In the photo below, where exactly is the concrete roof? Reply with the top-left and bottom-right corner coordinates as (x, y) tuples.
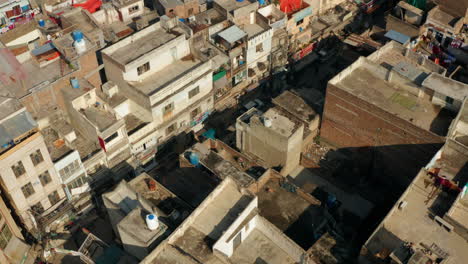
(144, 178), (253, 263)
(42, 126), (73, 162)
(0, 21), (38, 45)
(262, 108), (297, 137)
(158, 0), (183, 9)
(129, 57), (203, 96)
(217, 25), (247, 44)
(214, 0), (253, 12)
(364, 169), (468, 264)
(103, 24), (182, 65)
(427, 5), (461, 29)
(384, 30), (411, 45)
(330, 56), (453, 135)
(434, 0), (468, 17)
(422, 73), (468, 101)
(117, 207), (168, 246)
(230, 228), (296, 264)
(0, 107), (37, 150)
(272, 91), (317, 124)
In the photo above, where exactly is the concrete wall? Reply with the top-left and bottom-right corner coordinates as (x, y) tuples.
(213, 197), (258, 257)
(0, 133), (65, 230)
(237, 116), (304, 176)
(117, 0), (145, 23)
(246, 27), (273, 66)
(2, 29), (41, 47)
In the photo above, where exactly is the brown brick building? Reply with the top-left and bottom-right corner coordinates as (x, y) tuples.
(320, 43), (460, 191)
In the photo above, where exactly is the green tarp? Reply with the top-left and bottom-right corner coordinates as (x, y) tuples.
(213, 70), (226, 81)
(407, 0), (426, 10)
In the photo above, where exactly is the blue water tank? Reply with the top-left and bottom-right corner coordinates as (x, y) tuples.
(258, 0), (265, 5)
(38, 19), (45, 27)
(236, 0), (244, 2)
(189, 152), (200, 166)
(179, 18), (185, 22)
(70, 78), (80, 89)
(72, 30), (84, 42)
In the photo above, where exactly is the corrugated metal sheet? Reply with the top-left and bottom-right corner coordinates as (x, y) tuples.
(0, 110), (37, 147)
(218, 25), (247, 44)
(384, 30), (411, 45)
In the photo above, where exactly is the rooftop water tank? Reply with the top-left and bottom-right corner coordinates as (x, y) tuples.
(189, 152), (200, 166)
(146, 214), (159, 231)
(72, 30), (86, 55)
(70, 78), (80, 89)
(263, 117), (272, 128)
(38, 19), (45, 27)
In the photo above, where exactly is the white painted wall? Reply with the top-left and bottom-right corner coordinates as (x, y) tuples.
(53, 150), (86, 185)
(3, 29), (41, 47)
(0, 132), (65, 229)
(117, 1), (144, 23)
(213, 197), (258, 257)
(122, 36), (190, 82)
(246, 29), (273, 66)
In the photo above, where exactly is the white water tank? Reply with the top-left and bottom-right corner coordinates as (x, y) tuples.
(264, 117), (272, 128)
(146, 214), (159, 230)
(72, 30), (86, 55)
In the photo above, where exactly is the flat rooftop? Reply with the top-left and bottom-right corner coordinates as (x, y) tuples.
(214, 0), (253, 13)
(42, 126), (73, 162)
(169, 179), (253, 263)
(128, 173), (192, 218)
(230, 228), (296, 264)
(257, 174), (322, 249)
(188, 141), (256, 187)
(272, 91), (317, 124)
(104, 25), (183, 65)
(0, 98), (23, 121)
(129, 56), (202, 95)
(242, 23), (266, 38)
(331, 60), (453, 135)
(118, 207), (168, 246)
(81, 106), (117, 132)
(428, 5), (460, 29)
(365, 169), (468, 264)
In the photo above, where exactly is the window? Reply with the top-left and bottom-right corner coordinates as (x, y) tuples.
(162, 103), (174, 115)
(39, 170), (52, 186)
(104, 132), (119, 143)
(21, 183), (35, 198)
(137, 62), (150, 75)
(296, 18), (304, 26)
(188, 86), (200, 99)
(67, 174), (88, 190)
(30, 149), (44, 166)
(59, 160), (81, 181)
(48, 191), (60, 206)
(128, 5), (139, 14)
(256, 43), (263, 53)
(445, 96), (454, 105)
(11, 161), (26, 178)
(31, 202), (44, 215)
(191, 107), (201, 119)
(0, 225), (12, 249)
(166, 123), (177, 135)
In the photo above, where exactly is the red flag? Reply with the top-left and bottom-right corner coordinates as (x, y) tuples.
(98, 137), (106, 152)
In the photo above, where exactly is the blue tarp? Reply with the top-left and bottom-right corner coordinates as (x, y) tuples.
(202, 129), (216, 139)
(385, 30), (411, 45)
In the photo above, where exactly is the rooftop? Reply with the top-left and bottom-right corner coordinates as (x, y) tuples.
(422, 73), (468, 102)
(143, 178), (253, 263)
(239, 107), (299, 138)
(364, 168), (468, 264)
(434, 0), (468, 17)
(272, 91), (317, 124)
(103, 24), (183, 65)
(128, 173), (192, 219)
(217, 25), (247, 44)
(214, 0), (254, 13)
(187, 140), (257, 187)
(229, 226), (296, 264)
(242, 23), (266, 38)
(187, 8), (227, 33)
(330, 56), (453, 135)
(0, 20), (38, 46)
(427, 5), (461, 29)
(0, 105), (37, 153)
(42, 126), (73, 162)
(129, 56), (203, 96)
(256, 173), (323, 249)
